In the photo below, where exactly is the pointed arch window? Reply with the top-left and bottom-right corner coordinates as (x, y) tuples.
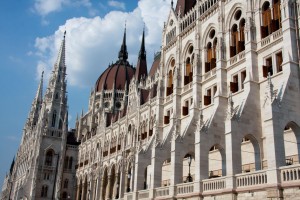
(205, 42), (217, 72)
(230, 9), (245, 57)
(45, 150), (53, 166)
(52, 110), (57, 127)
(261, 0), (281, 38)
(184, 45), (194, 85)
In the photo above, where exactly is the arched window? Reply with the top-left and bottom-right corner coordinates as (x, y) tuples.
(261, 1), (278, 38)
(230, 10), (245, 57)
(52, 110), (57, 127)
(184, 45), (194, 85)
(64, 179), (69, 188)
(45, 150), (53, 166)
(166, 59), (175, 96)
(205, 29), (217, 73)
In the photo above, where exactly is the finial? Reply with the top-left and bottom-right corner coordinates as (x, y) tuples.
(171, 0), (174, 8)
(64, 30), (66, 38)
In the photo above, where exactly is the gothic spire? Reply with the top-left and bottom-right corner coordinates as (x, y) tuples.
(43, 32), (68, 130)
(55, 31), (66, 70)
(26, 72), (44, 128)
(118, 26), (128, 62)
(139, 27), (146, 60)
(135, 28), (148, 81)
(36, 71), (44, 104)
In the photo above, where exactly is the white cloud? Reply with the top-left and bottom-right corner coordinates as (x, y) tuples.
(108, 0), (126, 10)
(33, 0), (95, 17)
(34, 0), (172, 88)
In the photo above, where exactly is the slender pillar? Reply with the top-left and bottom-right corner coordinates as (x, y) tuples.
(105, 176), (111, 199)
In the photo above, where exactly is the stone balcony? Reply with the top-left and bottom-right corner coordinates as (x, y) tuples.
(121, 165), (300, 200)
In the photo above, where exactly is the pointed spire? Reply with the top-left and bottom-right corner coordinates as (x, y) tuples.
(138, 26), (146, 60)
(135, 28), (148, 81)
(10, 157), (15, 175)
(118, 24), (128, 62)
(35, 71), (44, 103)
(55, 31), (66, 69)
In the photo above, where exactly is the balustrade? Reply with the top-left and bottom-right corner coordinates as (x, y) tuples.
(236, 170), (267, 188)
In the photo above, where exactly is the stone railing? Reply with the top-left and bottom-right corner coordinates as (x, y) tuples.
(203, 68), (217, 80)
(236, 170), (267, 188)
(229, 50), (245, 66)
(203, 176), (226, 192)
(260, 28), (282, 48)
(280, 164), (300, 182)
(183, 82), (192, 93)
(138, 189), (150, 199)
(155, 186), (169, 197)
(176, 182), (194, 195)
(165, 95), (172, 103)
(150, 96), (157, 104)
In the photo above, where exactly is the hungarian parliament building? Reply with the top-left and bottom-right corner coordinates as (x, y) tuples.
(2, 0), (300, 199)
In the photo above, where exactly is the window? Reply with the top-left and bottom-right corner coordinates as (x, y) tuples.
(64, 179), (69, 188)
(41, 185), (48, 197)
(261, 0), (281, 39)
(68, 157), (73, 169)
(230, 10), (245, 57)
(230, 74), (239, 93)
(182, 100), (189, 116)
(263, 57), (273, 78)
(167, 70), (174, 96)
(164, 110), (170, 124)
(52, 110), (57, 127)
(45, 150), (53, 166)
(276, 52), (283, 72)
(205, 30), (217, 73)
(204, 85), (217, 106)
(230, 70), (246, 93)
(262, 52), (282, 78)
(64, 156), (69, 169)
(62, 192), (68, 199)
(184, 46), (194, 85)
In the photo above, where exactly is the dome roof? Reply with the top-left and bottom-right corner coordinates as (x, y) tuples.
(95, 61), (135, 92)
(149, 52), (161, 77)
(95, 27), (135, 92)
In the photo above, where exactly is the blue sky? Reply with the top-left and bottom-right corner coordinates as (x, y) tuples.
(0, 0), (171, 187)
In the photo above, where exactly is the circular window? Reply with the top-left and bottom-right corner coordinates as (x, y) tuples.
(234, 10), (242, 21)
(115, 102), (121, 109)
(188, 46), (194, 54)
(169, 19), (174, 26)
(104, 102), (110, 108)
(209, 29), (215, 39)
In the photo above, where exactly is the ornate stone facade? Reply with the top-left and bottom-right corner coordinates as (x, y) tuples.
(1, 33), (79, 200)
(75, 0), (300, 199)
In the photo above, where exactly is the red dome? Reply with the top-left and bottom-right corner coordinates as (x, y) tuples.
(95, 61), (135, 92)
